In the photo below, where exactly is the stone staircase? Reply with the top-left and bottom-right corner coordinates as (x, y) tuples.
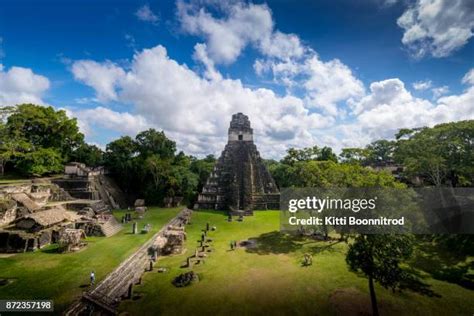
(97, 175), (128, 209)
(99, 217), (122, 237)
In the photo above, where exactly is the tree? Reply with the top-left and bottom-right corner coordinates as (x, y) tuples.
(70, 143), (103, 167)
(319, 146), (338, 162)
(281, 146), (338, 165)
(104, 136), (138, 191)
(5, 104), (84, 158)
(281, 146), (321, 165)
(346, 235), (414, 316)
(0, 104), (85, 176)
(395, 121), (474, 186)
(15, 147), (64, 177)
(103, 130), (203, 206)
(146, 155), (172, 190)
(135, 129), (176, 159)
(339, 148), (370, 164)
(289, 161), (403, 188)
(168, 164), (199, 202)
(0, 122), (32, 175)
(366, 140), (396, 166)
(190, 155), (216, 192)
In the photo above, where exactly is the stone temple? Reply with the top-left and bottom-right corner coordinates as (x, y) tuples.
(195, 113), (280, 210)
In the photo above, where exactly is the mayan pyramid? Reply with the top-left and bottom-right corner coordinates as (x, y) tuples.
(195, 113), (280, 210)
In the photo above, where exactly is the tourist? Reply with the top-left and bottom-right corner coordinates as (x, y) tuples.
(90, 271), (95, 285)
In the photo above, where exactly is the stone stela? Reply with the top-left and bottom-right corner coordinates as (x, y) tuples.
(195, 113), (280, 211)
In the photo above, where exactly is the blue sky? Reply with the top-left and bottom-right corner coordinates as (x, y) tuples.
(0, 0), (473, 158)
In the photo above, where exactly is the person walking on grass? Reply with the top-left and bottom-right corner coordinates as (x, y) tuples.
(90, 271), (95, 286)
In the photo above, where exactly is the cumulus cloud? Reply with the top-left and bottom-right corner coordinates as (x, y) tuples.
(135, 4), (159, 25)
(71, 60), (125, 102)
(67, 106), (151, 139)
(351, 78), (412, 115)
(343, 69), (474, 143)
(71, 47), (474, 156)
(431, 85), (449, 98)
(178, 0), (364, 118)
(462, 68), (474, 85)
(0, 64), (50, 105)
(303, 56), (365, 116)
(71, 45), (332, 156)
(177, 0), (305, 64)
(412, 80), (432, 90)
(68, 1), (474, 157)
(192, 43), (222, 81)
(397, 0), (474, 58)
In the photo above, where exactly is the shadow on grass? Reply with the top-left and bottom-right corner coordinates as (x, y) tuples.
(400, 268), (441, 298)
(410, 241), (474, 290)
(40, 245), (61, 254)
(307, 240), (343, 255)
(245, 231), (306, 254)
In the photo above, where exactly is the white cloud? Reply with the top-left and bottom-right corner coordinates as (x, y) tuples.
(351, 78), (412, 115)
(71, 45), (333, 157)
(177, 0), (305, 64)
(412, 80), (432, 90)
(259, 31), (305, 60)
(74, 97), (99, 105)
(462, 68), (474, 85)
(71, 60), (125, 102)
(192, 43), (222, 81)
(397, 0), (474, 58)
(125, 34), (136, 49)
(431, 85), (449, 98)
(304, 56), (365, 116)
(0, 64), (50, 105)
(135, 4), (159, 25)
(179, 1), (364, 118)
(69, 106), (151, 138)
(68, 1), (474, 157)
(71, 47), (474, 156)
(354, 79), (432, 132)
(344, 69), (474, 144)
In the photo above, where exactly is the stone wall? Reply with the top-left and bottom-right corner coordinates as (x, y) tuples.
(0, 199), (17, 226)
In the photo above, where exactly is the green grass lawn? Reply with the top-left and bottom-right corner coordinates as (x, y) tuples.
(119, 210), (474, 316)
(0, 207), (181, 314)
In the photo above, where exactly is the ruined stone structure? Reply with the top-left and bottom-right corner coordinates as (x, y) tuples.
(64, 208), (192, 315)
(53, 163), (127, 209)
(0, 168), (125, 253)
(57, 228), (87, 252)
(195, 113), (279, 210)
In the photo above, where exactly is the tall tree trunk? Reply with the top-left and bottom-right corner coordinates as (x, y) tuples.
(368, 275), (379, 316)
